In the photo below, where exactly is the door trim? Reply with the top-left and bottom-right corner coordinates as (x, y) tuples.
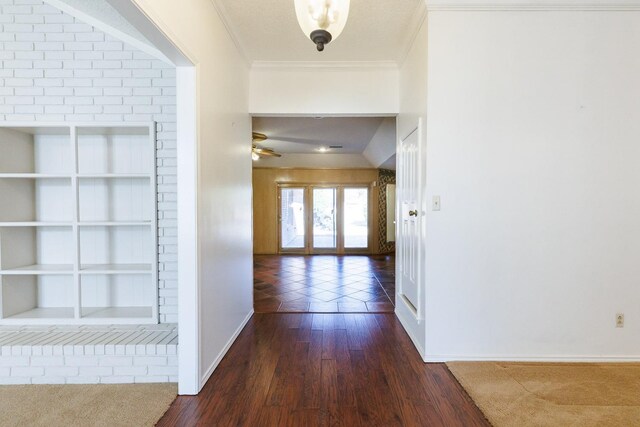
(277, 184), (308, 255)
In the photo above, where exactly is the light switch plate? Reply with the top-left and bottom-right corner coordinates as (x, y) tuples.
(432, 196), (441, 211)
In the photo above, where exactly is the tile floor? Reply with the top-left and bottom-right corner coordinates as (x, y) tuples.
(253, 254), (395, 313)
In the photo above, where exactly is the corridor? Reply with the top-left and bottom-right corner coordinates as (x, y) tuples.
(158, 313), (488, 426)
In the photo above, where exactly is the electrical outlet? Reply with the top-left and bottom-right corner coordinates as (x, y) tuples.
(616, 313), (624, 328)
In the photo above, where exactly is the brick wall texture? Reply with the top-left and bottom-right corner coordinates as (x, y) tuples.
(0, 0), (178, 323)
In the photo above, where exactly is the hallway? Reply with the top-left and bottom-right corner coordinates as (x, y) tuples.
(158, 313), (489, 426)
(253, 255), (395, 313)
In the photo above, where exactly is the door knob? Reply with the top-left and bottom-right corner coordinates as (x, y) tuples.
(408, 210), (418, 217)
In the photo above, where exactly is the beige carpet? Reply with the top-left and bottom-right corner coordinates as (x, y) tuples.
(0, 383), (177, 427)
(447, 362), (640, 427)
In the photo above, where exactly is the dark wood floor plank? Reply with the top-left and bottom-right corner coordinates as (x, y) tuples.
(158, 313), (489, 427)
(302, 329), (323, 410)
(334, 329), (357, 408)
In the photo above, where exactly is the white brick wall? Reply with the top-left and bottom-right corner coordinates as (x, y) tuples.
(0, 0), (177, 323)
(0, 325), (178, 384)
(0, 352), (178, 385)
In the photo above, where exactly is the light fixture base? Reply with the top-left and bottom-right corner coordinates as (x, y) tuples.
(310, 29), (332, 52)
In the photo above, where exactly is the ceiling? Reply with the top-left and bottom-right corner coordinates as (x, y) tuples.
(252, 117), (386, 154)
(215, 0), (425, 64)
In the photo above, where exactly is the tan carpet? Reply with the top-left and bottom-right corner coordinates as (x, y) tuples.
(447, 362), (640, 427)
(0, 383), (177, 427)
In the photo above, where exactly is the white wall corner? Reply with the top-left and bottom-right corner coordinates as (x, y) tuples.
(177, 65), (199, 395)
(398, 1), (428, 67)
(209, 0), (252, 68)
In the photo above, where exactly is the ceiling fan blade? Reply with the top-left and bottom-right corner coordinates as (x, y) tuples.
(252, 132), (268, 143)
(252, 145), (282, 158)
(256, 135), (335, 146)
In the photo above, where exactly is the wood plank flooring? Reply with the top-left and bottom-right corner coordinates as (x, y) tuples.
(158, 313), (489, 426)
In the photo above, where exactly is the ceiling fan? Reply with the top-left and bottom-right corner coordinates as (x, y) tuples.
(252, 132), (282, 160)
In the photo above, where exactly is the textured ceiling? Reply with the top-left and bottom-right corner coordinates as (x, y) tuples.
(252, 117), (386, 154)
(215, 0), (425, 63)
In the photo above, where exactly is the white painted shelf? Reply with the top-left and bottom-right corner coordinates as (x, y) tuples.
(0, 123), (158, 325)
(82, 306), (153, 319)
(78, 221), (153, 227)
(0, 264), (74, 275)
(77, 174), (152, 179)
(4, 307), (75, 320)
(0, 174), (72, 179)
(79, 264), (152, 274)
(0, 222), (73, 227)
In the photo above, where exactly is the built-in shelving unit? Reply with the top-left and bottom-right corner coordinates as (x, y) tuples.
(0, 123), (158, 325)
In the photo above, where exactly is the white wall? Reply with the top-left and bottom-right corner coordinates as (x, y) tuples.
(250, 65), (399, 116)
(0, 0), (177, 324)
(132, 0), (253, 393)
(424, 10), (640, 360)
(363, 117), (396, 168)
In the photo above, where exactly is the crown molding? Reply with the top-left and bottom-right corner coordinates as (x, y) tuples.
(209, 0), (251, 68)
(251, 60), (399, 70)
(426, 0), (640, 11)
(398, 1), (428, 67)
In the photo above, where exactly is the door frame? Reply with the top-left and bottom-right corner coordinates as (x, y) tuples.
(277, 182), (373, 255)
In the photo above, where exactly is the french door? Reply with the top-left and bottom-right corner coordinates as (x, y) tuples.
(278, 184), (371, 254)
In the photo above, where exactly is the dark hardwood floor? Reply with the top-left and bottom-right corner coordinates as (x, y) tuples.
(254, 255), (396, 313)
(158, 313), (489, 426)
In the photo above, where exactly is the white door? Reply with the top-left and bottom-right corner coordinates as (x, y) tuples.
(396, 121), (422, 316)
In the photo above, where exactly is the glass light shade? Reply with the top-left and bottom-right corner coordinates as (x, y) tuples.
(294, 0), (350, 42)
(251, 152), (260, 161)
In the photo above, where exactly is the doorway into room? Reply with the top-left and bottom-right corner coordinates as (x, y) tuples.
(279, 184), (371, 255)
(250, 117), (397, 315)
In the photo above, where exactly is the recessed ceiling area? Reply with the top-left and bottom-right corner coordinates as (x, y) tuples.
(253, 117), (385, 154)
(252, 116), (397, 169)
(214, 0), (425, 63)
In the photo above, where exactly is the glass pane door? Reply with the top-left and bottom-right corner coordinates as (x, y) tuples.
(312, 188), (337, 249)
(344, 188), (369, 249)
(280, 188), (305, 250)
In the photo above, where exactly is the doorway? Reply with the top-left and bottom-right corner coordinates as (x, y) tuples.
(278, 184), (371, 254)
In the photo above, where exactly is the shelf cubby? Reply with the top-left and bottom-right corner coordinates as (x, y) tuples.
(78, 177), (152, 223)
(76, 126), (153, 175)
(0, 123), (158, 325)
(79, 225), (153, 266)
(80, 274), (153, 322)
(0, 226), (74, 274)
(0, 274), (75, 323)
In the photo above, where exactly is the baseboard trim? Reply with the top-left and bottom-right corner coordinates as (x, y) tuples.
(427, 354), (640, 363)
(394, 306), (426, 360)
(199, 309), (254, 389)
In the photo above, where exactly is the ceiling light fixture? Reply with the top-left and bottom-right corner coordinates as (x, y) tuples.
(251, 152), (260, 161)
(317, 146), (329, 152)
(294, 0), (350, 52)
